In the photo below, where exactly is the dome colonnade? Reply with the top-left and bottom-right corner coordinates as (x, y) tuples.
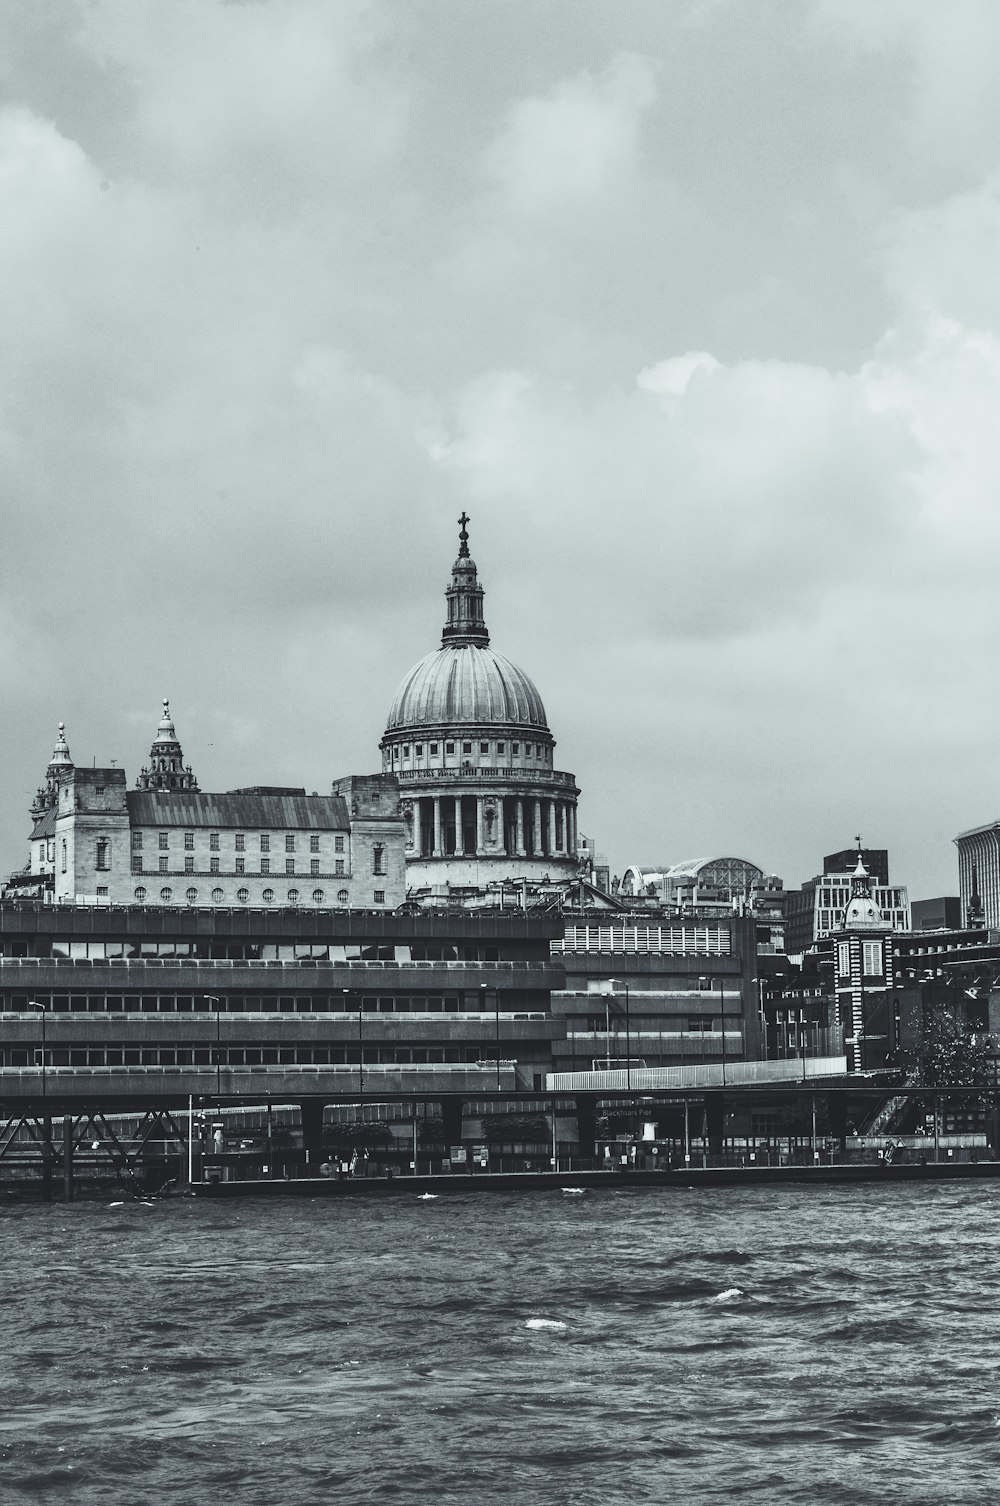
(380, 515), (580, 887)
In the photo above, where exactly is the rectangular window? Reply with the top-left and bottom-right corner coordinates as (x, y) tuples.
(497, 743), (505, 755)
(184, 856), (194, 874)
(374, 890), (385, 905)
(285, 859), (295, 875)
(838, 941), (851, 976)
(335, 836), (345, 853)
(96, 886), (108, 897)
(96, 838), (111, 871)
(310, 835), (320, 853)
(415, 744), (423, 756)
(512, 743), (519, 755)
(260, 858), (270, 875)
(131, 831), (143, 850)
(462, 742), (472, 754)
(159, 856), (168, 874)
(184, 832), (194, 850)
(863, 941), (883, 977)
(445, 742), (454, 754)
(235, 833), (245, 852)
(158, 832), (168, 850)
(480, 742), (489, 754)
(372, 844), (385, 876)
(285, 835), (295, 852)
(335, 859), (344, 877)
(210, 857), (220, 875)
(210, 832), (220, 852)
(235, 857), (245, 876)
(311, 859), (320, 876)
(430, 743), (438, 755)
(260, 835), (270, 852)
(131, 856), (143, 874)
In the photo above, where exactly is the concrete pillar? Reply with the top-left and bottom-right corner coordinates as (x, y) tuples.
(476, 797), (485, 854)
(63, 1114), (74, 1202)
(440, 1096), (463, 1149)
(454, 796), (464, 856)
(300, 1099), (325, 1170)
(433, 797), (443, 857)
(533, 799), (543, 855)
(515, 799), (526, 857)
(548, 801), (557, 856)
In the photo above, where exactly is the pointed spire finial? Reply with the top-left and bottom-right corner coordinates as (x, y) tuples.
(458, 511), (470, 558)
(443, 514), (489, 646)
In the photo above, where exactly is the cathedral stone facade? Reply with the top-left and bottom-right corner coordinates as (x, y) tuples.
(380, 516), (581, 889)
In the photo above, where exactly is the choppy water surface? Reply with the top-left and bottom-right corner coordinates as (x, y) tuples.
(3, 1183), (1000, 1504)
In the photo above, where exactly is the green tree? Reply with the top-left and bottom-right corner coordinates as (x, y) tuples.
(913, 1002), (993, 1095)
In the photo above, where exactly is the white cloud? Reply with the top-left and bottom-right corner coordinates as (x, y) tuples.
(485, 52), (657, 214)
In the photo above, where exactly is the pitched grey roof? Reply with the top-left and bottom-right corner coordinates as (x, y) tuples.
(30, 806), (57, 840)
(125, 791), (350, 830)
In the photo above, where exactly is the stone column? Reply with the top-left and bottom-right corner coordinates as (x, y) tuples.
(476, 797), (485, 854)
(412, 800), (423, 857)
(567, 803), (576, 860)
(533, 799), (543, 855)
(515, 799), (526, 857)
(548, 800), (557, 856)
(433, 797), (443, 857)
(454, 796), (464, 856)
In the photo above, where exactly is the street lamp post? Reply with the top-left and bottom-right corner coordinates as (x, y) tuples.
(344, 989), (363, 1101)
(608, 979), (631, 1089)
(204, 996), (221, 1099)
(28, 1000), (46, 1099)
(481, 984), (500, 1092)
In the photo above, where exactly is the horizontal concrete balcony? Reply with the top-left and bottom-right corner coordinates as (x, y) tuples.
(0, 958), (564, 992)
(0, 1012), (562, 1045)
(0, 1062), (520, 1102)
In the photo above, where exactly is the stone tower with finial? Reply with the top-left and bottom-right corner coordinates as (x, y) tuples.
(30, 722), (74, 819)
(832, 838), (895, 1073)
(135, 701), (199, 791)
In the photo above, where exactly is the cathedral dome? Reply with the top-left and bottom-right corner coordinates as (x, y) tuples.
(383, 512), (552, 741)
(386, 644), (549, 734)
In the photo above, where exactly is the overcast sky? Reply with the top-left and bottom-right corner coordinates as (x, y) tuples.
(3, 0), (1000, 897)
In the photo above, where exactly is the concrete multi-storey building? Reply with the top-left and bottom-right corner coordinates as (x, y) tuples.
(380, 515), (581, 888)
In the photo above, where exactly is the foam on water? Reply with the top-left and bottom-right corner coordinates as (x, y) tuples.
(2, 1183), (997, 1504)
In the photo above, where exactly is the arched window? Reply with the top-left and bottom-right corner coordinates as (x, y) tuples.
(160, 886), (173, 902)
(134, 886), (147, 902)
(96, 838), (111, 872)
(336, 888), (349, 905)
(211, 887), (224, 904)
(372, 843), (385, 876)
(185, 887), (198, 904)
(287, 888), (300, 904)
(262, 888), (274, 904)
(312, 888), (325, 905)
(236, 887), (249, 904)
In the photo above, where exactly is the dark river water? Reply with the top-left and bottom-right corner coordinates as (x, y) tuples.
(3, 1182), (1000, 1505)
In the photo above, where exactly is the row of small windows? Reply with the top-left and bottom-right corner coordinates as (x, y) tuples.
(1, 940), (499, 962)
(133, 858), (348, 877)
(1, 991), (513, 1011)
(133, 886), (354, 906)
(2, 1045), (491, 1068)
(390, 741), (550, 761)
(133, 833), (345, 853)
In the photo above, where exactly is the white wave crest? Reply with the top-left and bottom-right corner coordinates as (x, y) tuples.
(710, 1287), (745, 1304)
(525, 1318), (568, 1331)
